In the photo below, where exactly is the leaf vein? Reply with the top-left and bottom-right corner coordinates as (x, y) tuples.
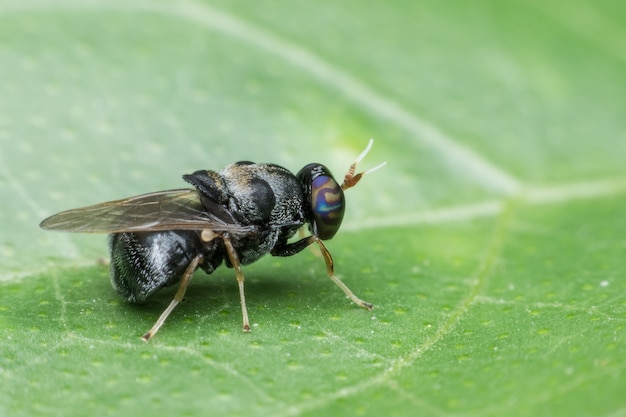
(277, 199), (518, 416)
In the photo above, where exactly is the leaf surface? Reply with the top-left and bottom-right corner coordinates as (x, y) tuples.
(1, 1), (625, 416)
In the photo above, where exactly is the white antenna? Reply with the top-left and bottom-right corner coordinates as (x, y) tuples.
(341, 139), (387, 190)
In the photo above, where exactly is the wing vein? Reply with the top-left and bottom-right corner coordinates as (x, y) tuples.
(40, 189), (256, 235)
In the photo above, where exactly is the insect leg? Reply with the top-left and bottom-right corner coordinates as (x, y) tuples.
(142, 254), (203, 342)
(297, 226), (321, 257)
(223, 235), (251, 332)
(274, 236), (373, 310)
(313, 237), (373, 310)
(271, 235), (314, 257)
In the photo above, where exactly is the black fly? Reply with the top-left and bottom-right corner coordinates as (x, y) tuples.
(40, 140), (385, 341)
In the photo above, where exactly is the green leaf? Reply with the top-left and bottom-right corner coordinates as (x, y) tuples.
(1, 1), (625, 416)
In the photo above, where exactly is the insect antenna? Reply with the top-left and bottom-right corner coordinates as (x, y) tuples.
(341, 139), (387, 190)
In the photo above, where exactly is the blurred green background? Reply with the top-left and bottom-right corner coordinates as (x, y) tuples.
(1, 1), (625, 416)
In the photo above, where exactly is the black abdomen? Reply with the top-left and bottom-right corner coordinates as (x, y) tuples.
(109, 231), (218, 302)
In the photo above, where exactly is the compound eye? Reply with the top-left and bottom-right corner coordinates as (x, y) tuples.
(298, 164), (345, 240)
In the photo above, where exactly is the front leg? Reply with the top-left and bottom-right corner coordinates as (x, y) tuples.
(271, 235), (373, 310)
(271, 236), (316, 257)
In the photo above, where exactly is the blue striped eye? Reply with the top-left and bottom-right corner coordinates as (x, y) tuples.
(297, 164), (345, 240)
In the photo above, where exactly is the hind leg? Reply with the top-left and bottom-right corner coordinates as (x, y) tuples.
(142, 254), (203, 341)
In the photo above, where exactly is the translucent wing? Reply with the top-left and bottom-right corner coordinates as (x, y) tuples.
(39, 188), (256, 235)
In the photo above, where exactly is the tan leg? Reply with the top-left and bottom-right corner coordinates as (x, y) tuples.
(298, 226), (321, 257)
(223, 235), (251, 332)
(313, 237), (373, 310)
(142, 254), (203, 342)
